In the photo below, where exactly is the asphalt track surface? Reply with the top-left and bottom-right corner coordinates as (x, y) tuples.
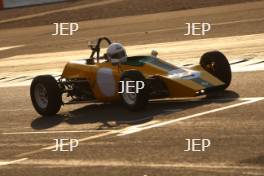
(0, 1), (264, 176)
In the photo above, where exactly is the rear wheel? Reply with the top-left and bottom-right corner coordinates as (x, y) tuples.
(120, 71), (149, 111)
(200, 51), (232, 90)
(30, 75), (62, 116)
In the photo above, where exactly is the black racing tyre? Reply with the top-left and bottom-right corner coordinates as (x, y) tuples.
(200, 51), (232, 90)
(30, 75), (62, 116)
(119, 71), (149, 111)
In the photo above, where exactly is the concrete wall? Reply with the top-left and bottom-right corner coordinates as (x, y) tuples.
(0, 0), (67, 9)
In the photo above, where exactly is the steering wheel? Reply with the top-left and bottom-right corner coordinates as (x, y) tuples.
(88, 37), (112, 63)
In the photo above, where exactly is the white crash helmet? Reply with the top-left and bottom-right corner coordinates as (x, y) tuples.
(107, 43), (127, 64)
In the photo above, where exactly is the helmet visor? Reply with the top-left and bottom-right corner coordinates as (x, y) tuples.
(109, 50), (126, 60)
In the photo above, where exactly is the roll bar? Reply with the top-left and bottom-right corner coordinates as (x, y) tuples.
(88, 37), (112, 63)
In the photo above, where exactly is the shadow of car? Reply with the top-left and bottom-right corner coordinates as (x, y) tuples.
(31, 90), (239, 130)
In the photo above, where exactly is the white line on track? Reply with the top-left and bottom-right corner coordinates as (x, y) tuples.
(43, 120), (160, 150)
(15, 120), (160, 157)
(117, 97), (264, 136)
(15, 130), (119, 157)
(2, 97), (258, 135)
(14, 97), (264, 158)
(0, 45), (24, 52)
(7, 159), (264, 170)
(2, 129), (115, 135)
(0, 158), (28, 166)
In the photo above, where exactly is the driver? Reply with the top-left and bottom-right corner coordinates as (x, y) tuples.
(106, 43), (127, 64)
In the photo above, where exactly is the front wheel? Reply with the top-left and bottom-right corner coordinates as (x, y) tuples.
(119, 71), (149, 111)
(200, 51), (232, 90)
(30, 75), (62, 116)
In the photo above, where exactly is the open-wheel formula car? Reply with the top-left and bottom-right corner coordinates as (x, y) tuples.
(30, 37), (231, 116)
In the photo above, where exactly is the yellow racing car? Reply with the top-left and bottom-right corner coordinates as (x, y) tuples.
(30, 37), (231, 116)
